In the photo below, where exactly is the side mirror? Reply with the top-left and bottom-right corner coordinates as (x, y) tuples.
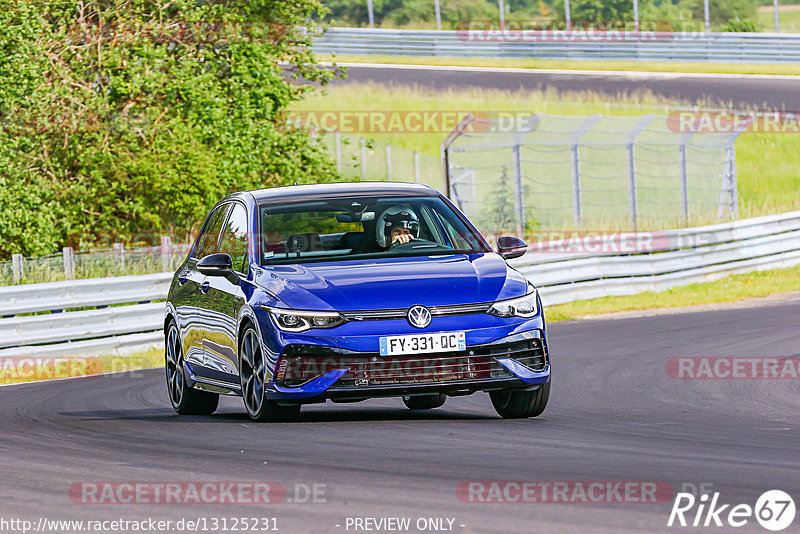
(197, 253), (239, 284)
(497, 236), (527, 260)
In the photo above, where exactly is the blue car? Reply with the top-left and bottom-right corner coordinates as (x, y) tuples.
(164, 182), (550, 421)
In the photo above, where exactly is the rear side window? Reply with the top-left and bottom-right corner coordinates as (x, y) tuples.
(219, 203), (250, 275)
(193, 204), (231, 259)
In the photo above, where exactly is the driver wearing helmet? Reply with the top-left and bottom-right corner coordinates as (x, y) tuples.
(376, 206), (420, 250)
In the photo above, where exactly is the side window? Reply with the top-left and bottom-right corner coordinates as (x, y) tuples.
(193, 204), (231, 259)
(219, 203), (250, 275)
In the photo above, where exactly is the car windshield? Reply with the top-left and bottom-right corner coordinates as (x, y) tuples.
(257, 195), (490, 265)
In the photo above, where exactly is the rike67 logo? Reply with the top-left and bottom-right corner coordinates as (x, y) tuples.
(668, 490), (796, 531)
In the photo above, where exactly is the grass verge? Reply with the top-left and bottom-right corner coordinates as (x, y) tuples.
(323, 54), (800, 77)
(0, 347), (163, 385)
(545, 264), (800, 321)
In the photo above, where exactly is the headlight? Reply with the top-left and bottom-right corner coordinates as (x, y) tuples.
(487, 287), (539, 318)
(262, 307), (347, 333)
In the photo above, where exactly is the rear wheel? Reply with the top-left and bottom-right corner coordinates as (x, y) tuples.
(490, 382), (550, 419)
(239, 326), (301, 422)
(165, 321), (219, 415)
(402, 393), (446, 410)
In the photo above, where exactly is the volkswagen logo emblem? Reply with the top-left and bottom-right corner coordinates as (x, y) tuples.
(407, 305), (432, 329)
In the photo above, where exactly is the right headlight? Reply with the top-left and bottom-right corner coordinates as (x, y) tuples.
(487, 287), (539, 318)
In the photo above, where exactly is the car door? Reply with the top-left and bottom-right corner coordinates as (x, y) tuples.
(174, 203), (231, 369)
(201, 202), (250, 378)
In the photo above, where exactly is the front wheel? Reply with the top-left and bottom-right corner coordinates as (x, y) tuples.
(165, 321), (219, 415)
(402, 393), (446, 410)
(490, 382), (550, 419)
(239, 326), (301, 422)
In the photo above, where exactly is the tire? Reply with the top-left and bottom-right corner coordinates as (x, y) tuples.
(239, 326), (301, 422)
(490, 382), (550, 419)
(165, 320), (219, 415)
(402, 393), (446, 410)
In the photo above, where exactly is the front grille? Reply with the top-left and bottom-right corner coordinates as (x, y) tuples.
(274, 338), (546, 388)
(341, 302), (492, 321)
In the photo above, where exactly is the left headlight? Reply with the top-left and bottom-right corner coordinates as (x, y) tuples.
(262, 307), (347, 333)
(487, 286), (539, 318)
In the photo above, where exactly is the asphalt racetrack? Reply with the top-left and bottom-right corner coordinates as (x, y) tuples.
(2, 297), (798, 533)
(334, 63), (800, 110)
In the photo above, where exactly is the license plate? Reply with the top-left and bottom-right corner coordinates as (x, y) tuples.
(379, 331), (466, 356)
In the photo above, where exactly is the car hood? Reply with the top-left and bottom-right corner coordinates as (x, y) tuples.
(255, 253), (528, 311)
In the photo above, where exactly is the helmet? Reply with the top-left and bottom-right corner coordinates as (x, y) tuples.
(376, 206), (420, 248)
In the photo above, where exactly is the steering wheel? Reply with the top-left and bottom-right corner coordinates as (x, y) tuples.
(389, 238), (437, 250)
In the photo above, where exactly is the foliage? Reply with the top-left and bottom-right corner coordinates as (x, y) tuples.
(0, 0), (340, 258)
(325, 0), (500, 28)
(479, 166), (517, 232)
(684, 0), (757, 25)
(721, 17), (760, 31)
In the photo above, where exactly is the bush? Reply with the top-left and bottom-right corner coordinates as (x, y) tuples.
(0, 0), (341, 258)
(722, 17), (759, 31)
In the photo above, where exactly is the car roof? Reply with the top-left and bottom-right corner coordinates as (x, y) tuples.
(241, 181), (441, 204)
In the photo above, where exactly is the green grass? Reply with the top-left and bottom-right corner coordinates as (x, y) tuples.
(0, 347), (163, 385)
(758, 4), (800, 33)
(323, 54), (800, 76)
(295, 83), (800, 221)
(545, 263), (800, 321)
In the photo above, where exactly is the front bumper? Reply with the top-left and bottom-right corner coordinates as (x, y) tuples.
(263, 330), (550, 402)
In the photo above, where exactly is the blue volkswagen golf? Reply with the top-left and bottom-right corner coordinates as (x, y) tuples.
(164, 182), (550, 421)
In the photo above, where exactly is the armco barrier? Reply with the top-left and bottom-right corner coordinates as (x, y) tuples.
(313, 27), (800, 63)
(1, 210), (799, 359)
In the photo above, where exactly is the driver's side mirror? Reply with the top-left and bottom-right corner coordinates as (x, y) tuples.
(497, 236), (527, 260)
(197, 253), (239, 284)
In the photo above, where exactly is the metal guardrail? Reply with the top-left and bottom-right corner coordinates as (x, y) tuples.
(1, 210), (799, 358)
(511, 210), (800, 304)
(313, 27), (800, 63)
(0, 273), (172, 316)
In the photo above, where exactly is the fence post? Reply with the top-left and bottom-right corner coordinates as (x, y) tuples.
(12, 254), (23, 284)
(63, 247), (75, 280)
(567, 115), (600, 226)
(626, 143), (638, 232)
(113, 242), (126, 271)
(360, 138), (366, 180)
(386, 144), (392, 181)
(679, 143), (689, 225)
(719, 141), (738, 218)
(441, 114), (477, 199)
(160, 236), (172, 272)
(774, 0), (780, 32)
(434, 0), (441, 30)
(625, 115), (656, 232)
(335, 131), (342, 172)
(570, 145), (582, 225)
(414, 151), (421, 183)
(512, 143), (525, 236)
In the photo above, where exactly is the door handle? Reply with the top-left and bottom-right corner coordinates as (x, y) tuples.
(200, 281), (210, 294)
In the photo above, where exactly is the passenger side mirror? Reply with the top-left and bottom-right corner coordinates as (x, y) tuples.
(497, 236), (527, 260)
(197, 253), (239, 284)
